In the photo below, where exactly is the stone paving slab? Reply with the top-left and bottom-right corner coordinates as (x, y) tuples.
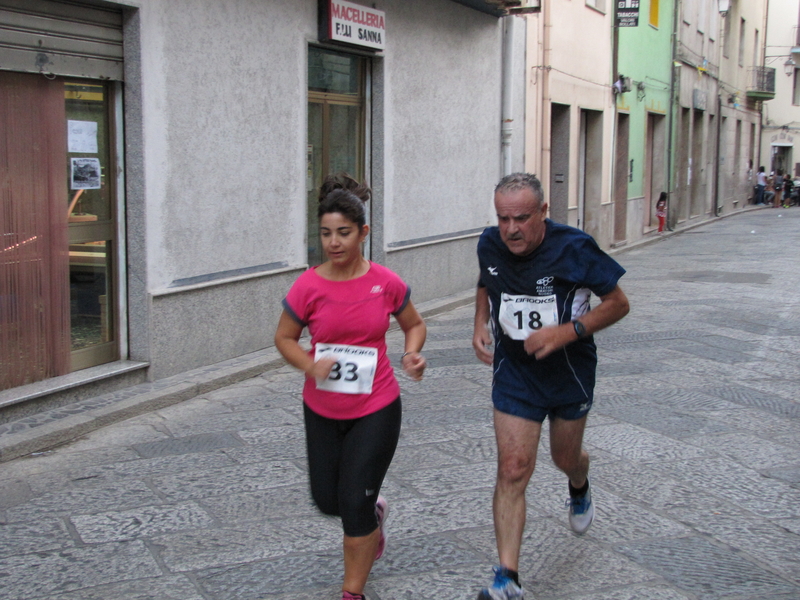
(1, 209), (799, 599)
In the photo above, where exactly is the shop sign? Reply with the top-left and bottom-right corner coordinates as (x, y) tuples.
(617, 0), (639, 27)
(320, 0), (386, 51)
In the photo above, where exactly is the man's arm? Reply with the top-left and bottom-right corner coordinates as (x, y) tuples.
(523, 285), (630, 360)
(472, 285), (494, 365)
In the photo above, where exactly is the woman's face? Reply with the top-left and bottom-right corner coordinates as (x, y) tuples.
(319, 212), (368, 266)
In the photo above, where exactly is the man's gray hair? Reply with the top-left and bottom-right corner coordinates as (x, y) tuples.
(495, 173), (544, 206)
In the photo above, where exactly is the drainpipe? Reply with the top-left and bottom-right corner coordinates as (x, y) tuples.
(714, 92), (722, 216)
(757, 0), (770, 170)
(665, 0), (680, 231)
(610, 2), (619, 240)
(502, 16), (515, 176)
(541, 0), (550, 196)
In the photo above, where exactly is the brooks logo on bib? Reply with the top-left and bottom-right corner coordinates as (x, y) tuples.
(314, 343), (378, 394)
(499, 293), (559, 340)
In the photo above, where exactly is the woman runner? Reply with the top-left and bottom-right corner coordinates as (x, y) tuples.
(274, 174), (427, 600)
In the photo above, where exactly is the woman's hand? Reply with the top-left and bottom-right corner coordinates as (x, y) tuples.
(307, 357), (337, 383)
(401, 351), (426, 381)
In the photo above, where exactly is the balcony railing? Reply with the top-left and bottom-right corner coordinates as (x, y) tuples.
(747, 66), (776, 100)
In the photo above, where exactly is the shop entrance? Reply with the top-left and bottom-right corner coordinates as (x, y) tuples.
(0, 73), (120, 390)
(307, 47), (368, 266)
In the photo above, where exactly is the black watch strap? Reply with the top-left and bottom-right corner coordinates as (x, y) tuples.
(573, 320), (587, 338)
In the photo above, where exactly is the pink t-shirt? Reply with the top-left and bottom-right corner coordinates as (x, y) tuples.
(282, 262), (410, 420)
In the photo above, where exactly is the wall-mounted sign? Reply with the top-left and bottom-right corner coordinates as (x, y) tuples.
(319, 0), (386, 51)
(616, 0), (639, 27)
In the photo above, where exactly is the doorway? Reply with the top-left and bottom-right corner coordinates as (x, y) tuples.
(580, 109), (603, 238)
(613, 112), (629, 244)
(0, 72), (120, 390)
(307, 47), (367, 266)
(549, 103), (570, 225)
(643, 112), (666, 230)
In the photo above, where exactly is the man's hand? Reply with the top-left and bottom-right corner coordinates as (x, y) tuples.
(473, 322), (494, 365)
(523, 324), (573, 360)
(523, 285), (630, 360)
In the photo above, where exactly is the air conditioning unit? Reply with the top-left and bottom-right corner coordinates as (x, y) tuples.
(485, 0), (542, 15)
(613, 76), (632, 94)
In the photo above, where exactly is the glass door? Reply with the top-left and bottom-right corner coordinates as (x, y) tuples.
(65, 80), (119, 371)
(307, 47), (366, 266)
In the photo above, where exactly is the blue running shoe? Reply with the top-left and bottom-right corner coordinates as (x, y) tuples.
(566, 477), (594, 534)
(477, 566), (524, 600)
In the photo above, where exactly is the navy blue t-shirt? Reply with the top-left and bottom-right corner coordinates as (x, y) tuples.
(477, 219), (625, 407)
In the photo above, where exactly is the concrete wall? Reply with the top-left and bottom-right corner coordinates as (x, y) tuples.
(115, 0), (514, 379)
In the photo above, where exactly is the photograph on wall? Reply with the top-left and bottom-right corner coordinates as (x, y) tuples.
(70, 157), (101, 190)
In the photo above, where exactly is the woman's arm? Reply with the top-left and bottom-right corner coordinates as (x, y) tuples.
(394, 301), (427, 381)
(274, 310), (335, 380)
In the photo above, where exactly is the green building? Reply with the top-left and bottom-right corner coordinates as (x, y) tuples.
(615, 0), (675, 242)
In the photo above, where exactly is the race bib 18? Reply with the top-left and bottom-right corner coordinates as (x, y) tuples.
(498, 293), (559, 340)
(314, 343), (378, 395)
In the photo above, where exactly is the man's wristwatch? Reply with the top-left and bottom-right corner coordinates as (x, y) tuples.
(573, 320), (587, 339)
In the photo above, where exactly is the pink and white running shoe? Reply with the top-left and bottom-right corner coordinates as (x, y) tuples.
(375, 495), (389, 560)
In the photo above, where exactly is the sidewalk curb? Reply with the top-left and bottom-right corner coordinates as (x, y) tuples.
(0, 291), (475, 463)
(0, 350), (286, 462)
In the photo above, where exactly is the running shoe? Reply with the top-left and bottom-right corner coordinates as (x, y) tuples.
(566, 477), (594, 534)
(342, 592), (365, 600)
(476, 566), (524, 600)
(375, 495), (388, 560)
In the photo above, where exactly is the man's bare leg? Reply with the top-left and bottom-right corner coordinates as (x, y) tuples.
(492, 409), (542, 571)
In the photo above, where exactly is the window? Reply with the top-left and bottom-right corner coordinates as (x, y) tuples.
(738, 18), (746, 67)
(585, 0), (605, 12)
(753, 29), (759, 68)
(649, 0), (659, 27)
(793, 69), (800, 105)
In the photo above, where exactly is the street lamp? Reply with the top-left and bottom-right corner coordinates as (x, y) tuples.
(785, 57), (797, 77)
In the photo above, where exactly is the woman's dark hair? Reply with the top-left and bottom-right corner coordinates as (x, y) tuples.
(317, 173), (370, 229)
(318, 172), (370, 203)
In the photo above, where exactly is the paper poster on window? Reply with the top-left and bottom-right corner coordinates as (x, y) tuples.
(68, 120), (98, 153)
(71, 158), (101, 190)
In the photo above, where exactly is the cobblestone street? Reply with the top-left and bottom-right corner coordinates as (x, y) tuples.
(1, 208), (799, 600)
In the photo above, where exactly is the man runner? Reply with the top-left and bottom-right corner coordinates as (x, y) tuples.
(473, 173), (630, 600)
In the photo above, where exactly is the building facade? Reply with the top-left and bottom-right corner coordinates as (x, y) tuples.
(762, 0), (800, 180)
(0, 0), (526, 410)
(524, 0), (617, 248)
(616, 0), (675, 244)
(670, 0), (723, 226)
(716, 0), (771, 214)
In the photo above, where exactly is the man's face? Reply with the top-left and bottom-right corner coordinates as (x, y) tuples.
(494, 187), (548, 256)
